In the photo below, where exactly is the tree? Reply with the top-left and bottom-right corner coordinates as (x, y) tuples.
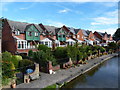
(113, 28), (120, 41)
(66, 45), (78, 62)
(28, 50), (34, 58)
(107, 42), (118, 51)
(37, 44), (50, 52)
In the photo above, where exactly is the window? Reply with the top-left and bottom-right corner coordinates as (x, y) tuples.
(45, 42), (48, 46)
(77, 35), (80, 38)
(73, 35), (76, 38)
(28, 32), (32, 36)
(63, 35), (65, 38)
(15, 31), (20, 35)
(58, 35), (61, 38)
(35, 32), (38, 37)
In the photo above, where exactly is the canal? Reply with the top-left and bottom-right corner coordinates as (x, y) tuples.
(62, 56), (119, 88)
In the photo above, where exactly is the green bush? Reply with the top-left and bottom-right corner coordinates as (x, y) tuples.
(11, 55), (22, 68)
(99, 47), (106, 53)
(37, 44), (50, 52)
(53, 47), (68, 64)
(18, 59), (34, 73)
(67, 45), (78, 61)
(28, 50), (34, 58)
(2, 51), (12, 61)
(33, 50), (57, 67)
(2, 61), (15, 78)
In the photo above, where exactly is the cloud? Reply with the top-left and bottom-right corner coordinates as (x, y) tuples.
(91, 9), (118, 26)
(45, 20), (65, 27)
(58, 9), (70, 13)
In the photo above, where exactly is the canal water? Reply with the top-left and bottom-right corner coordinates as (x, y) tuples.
(62, 56), (119, 88)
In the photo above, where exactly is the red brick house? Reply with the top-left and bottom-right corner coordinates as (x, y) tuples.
(94, 31), (114, 46)
(2, 19), (43, 54)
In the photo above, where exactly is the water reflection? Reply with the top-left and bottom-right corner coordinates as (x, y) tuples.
(62, 56), (119, 88)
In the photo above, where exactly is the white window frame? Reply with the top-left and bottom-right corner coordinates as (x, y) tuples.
(35, 32), (38, 37)
(15, 30), (20, 35)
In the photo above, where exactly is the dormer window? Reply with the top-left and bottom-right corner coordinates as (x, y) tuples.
(15, 30), (20, 35)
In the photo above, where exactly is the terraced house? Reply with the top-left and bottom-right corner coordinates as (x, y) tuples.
(94, 31), (114, 46)
(1, 18), (114, 54)
(2, 19), (42, 54)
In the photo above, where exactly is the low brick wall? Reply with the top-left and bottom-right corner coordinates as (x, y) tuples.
(62, 58), (73, 69)
(52, 65), (60, 71)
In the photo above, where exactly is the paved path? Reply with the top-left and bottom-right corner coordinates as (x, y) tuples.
(16, 54), (117, 88)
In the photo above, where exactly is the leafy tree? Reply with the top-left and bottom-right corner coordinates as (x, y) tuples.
(113, 28), (120, 41)
(37, 44), (50, 52)
(28, 50), (34, 58)
(99, 47), (106, 53)
(33, 50), (57, 67)
(107, 42), (118, 51)
(66, 45), (78, 62)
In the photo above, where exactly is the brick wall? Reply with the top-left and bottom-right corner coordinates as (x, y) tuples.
(76, 30), (84, 41)
(88, 32), (95, 41)
(12, 33), (25, 40)
(2, 19), (17, 54)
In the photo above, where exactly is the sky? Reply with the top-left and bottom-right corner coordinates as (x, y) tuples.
(0, 0), (119, 35)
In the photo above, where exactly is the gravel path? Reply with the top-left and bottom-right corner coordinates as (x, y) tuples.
(16, 53), (117, 88)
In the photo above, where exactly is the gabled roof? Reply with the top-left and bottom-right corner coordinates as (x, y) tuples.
(43, 25), (59, 35)
(6, 19), (43, 33)
(74, 29), (80, 34)
(67, 27), (76, 34)
(96, 31), (107, 37)
(82, 30), (89, 36)
(7, 19), (29, 32)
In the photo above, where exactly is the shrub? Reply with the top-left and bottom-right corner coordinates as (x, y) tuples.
(99, 47), (106, 53)
(11, 55), (22, 68)
(67, 45), (78, 62)
(53, 47), (69, 64)
(28, 50), (34, 58)
(33, 50), (57, 67)
(2, 61), (15, 78)
(37, 44), (50, 52)
(2, 51), (12, 62)
(18, 59), (34, 73)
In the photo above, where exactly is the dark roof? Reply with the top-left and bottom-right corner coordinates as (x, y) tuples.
(82, 30), (89, 36)
(7, 19), (29, 32)
(6, 19), (43, 33)
(97, 32), (107, 37)
(55, 28), (61, 34)
(47, 37), (55, 41)
(86, 30), (91, 35)
(107, 34), (111, 38)
(74, 29), (80, 34)
(44, 25), (59, 35)
(67, 27), (75, 34)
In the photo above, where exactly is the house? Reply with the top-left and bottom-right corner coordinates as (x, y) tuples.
(73, 29), (95, 45)
(39, 24), (60, 48)
(94, 31), (114, 46)
(2, 19), (42, 54)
